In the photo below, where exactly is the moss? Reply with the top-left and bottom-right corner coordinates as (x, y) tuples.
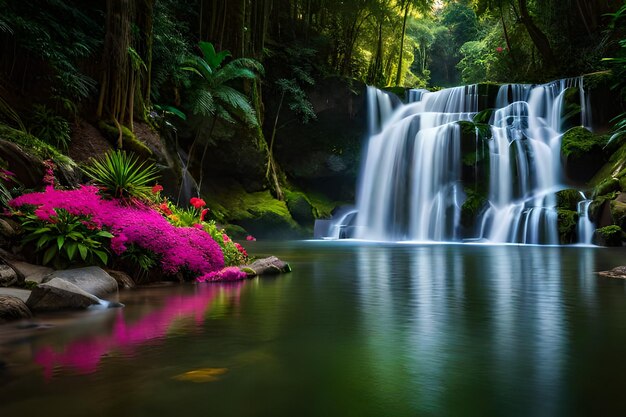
(582, 71), (612, 90)
(0, 124), (76, 168)
(97, 121), (153, 158)
(204, 180), (303, 238)
(610, 199), (626, 230)
(589, 191), (619, 220)
(284, 190), (315, 226)
(22, 280), (39, 290)
(595, 225), (624, 247)
(561, 127), (608, 183)
(593, 177), (621, 198)
(590, 138), (626, 188)
(222, 224), (248, 240)
(556, 189), (583, 211)
(557, 209), (579, 244)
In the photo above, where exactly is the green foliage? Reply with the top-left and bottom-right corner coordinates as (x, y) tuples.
(0, 124), (76, 169)
(556, 189), (583, 212)
(118, 243), (158, 282)
(0, 0), (101, 102)
(0, 158), (19, 207)
(28, 105), (71, 151)
(18, 209), (112, 269)
(203, 221), (248, 266)
(82, 150), (160, 201)
(182, 41), (263, 127)
(461, 189), (487, 229)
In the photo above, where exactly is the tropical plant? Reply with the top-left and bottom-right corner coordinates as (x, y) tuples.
(18, 209), (112, 269)
(0, 159), (18, 207)
(181, 41), (263, 193)
(82, 150), (160, 201)
(29, 105), (71, 151)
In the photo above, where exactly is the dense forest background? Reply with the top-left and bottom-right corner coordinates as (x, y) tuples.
(0, 0), (625, 237)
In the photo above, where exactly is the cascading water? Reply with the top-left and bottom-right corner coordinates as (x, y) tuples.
(577, 192), (594, 245)
(328, 77), (595, 244)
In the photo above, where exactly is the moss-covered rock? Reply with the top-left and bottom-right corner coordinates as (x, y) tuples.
(556, 189), (583, 211)
(285, 190), (315, 226)
(97, 121), (153, 159)
(589, 191), (619, 225)
(593, 225), (624, 247)
(561, 127), (608, 184)
(593, 177), (621, 198)
(557, 208), (579, 244)
(610, 198), (626, 231)
(560, 87), (583, 132)
(204, 180), (304, 238)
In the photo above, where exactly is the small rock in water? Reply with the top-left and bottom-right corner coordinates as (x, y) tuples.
(598, 266), (626, 279)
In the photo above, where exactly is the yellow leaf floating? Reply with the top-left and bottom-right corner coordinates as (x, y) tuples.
(172, 368), (229, 383)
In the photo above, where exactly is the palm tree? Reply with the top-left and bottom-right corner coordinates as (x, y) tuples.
(181, 41), (263, 196)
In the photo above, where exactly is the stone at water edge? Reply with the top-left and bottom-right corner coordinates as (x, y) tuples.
(104, 269), (135, 289)
(0, 295), (32, 322)
(241, 256), (291, 277)
(0, 264), (18, 287)
(27, 278), (101, 311)
(598, 266), (626, 279)
(42, 266), (119, 298)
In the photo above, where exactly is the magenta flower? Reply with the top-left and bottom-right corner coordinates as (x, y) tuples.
(246, 235), (256, 241)
(10, 186), (224, 276)
(196, 266), (247, 282)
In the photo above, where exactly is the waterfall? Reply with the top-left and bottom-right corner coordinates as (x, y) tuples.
(577, 192), (594, 245)
(327, 77), (594, 244)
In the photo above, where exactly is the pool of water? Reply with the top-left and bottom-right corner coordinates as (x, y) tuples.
(1, 241), (626, 417)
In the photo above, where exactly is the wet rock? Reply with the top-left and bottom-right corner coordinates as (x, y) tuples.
(242, 256), (291, 277)
(0, 295), (32, 322)
(105, 269), (135, 289)
(0, 288), (31, 302)
(561, 127), (608, 184)
(4, 259), (54, 284)
(0, 218), (18, 238)
(42, 266), (118, 298)
(598, 266), (626, 279)
(0, 264), (17, 287)
(26, 278), (101, 311)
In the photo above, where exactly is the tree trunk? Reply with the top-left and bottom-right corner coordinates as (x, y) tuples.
(517, 0), (556, 71)
(394, 2), (410, 86)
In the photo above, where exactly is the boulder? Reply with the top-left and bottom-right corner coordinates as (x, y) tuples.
(104, 269), (135, 289)
(4, 259), (54, 284)
(561, 127), (608, 184)
(26, 278), (101, 311)
(0, 218), (18, 238)
(598, 266), (626, 279)
(0, 264), (17, 287)
(0, 295), (32, 322)
(42, 266), (118, 298)
(0, 287), (31, 302)
(242, 256), (291, 277)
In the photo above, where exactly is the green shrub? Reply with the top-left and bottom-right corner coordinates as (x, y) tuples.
(29, 105), (71, 151)
(18, 209), (112, 269)
(82, 150), (160, 201)
(595, 225), (624, 247)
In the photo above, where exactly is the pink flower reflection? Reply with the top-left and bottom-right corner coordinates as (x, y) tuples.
(34, 283), (244, 379)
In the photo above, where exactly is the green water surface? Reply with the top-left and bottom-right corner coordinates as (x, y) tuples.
(1, 241), (626, 417)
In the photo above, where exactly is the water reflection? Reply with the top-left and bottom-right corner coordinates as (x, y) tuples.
(354, 244), (601, 416)
(34, 283), (244, 379)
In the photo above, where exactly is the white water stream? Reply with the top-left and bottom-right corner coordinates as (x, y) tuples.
(327, 78), (595, 244)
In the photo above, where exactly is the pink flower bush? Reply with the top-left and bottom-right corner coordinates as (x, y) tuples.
(10, 186), (224, 276)
(196, 266), (247, 283)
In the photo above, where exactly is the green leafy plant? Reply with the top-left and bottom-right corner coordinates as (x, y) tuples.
(18, 209), (112, 269)
(82, 150), (160, 201)
(28, 105), (71, 151)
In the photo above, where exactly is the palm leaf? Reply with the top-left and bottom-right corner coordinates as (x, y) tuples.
(191, 90), (216, 116)
(214, 86), (258, 126)
(199, 41), (231, 69)
(181, 55), (213, 79)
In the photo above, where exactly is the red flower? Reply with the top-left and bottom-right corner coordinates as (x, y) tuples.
(234, 242), (248, 257)
(152, 184), (163, 194)
(222, 233), (231, 243)
(496, 46), (504, 53)
(159, 202), (172, 215)
(190, 197), (206, 209)
(246, 235), (256, 241)
(200, 208), (209, 222)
